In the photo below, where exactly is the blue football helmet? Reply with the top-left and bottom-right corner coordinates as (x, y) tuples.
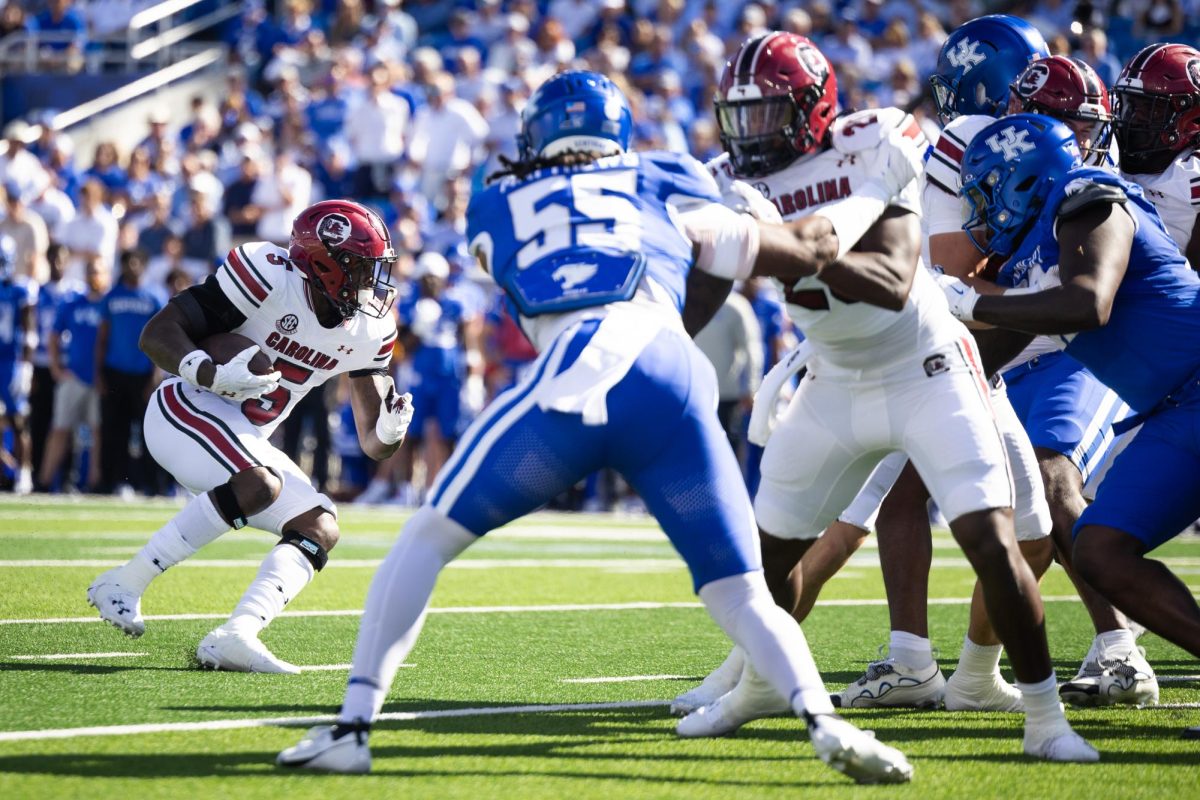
(929, 15), (1049, 122)
(0, 234), (15, 281)
(959, 113), (1082, 257)
(517, 70), (633, 161)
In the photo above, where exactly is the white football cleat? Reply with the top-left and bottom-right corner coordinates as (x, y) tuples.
(196, 626), (300, 674)
(87, 568), (145, 637)
(670, 646), (745, 716)
(1059, 648), (1159, 707)
(943, 668), (1024, 712)
(833, 657), (945, 709)
(807, 714), (913, 784)
(1023, 725), (1100, 763)
(675, 662), (790, 738)
(277, 724), (371, 773)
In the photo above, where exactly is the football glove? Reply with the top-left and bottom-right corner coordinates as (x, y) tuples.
(932, 271), (980, 322)
(722, 180), (782, 223)
(375, 385), (413, 445)
(868, 127), (926, 199)
(9, 361), (31, 399)
(206, 346), (281, 402)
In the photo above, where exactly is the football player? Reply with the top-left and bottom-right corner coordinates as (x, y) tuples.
(664, 32), (1095, 762)
(278, 69), (915, 783)
(936, 113), (1200, 732)
(1113, 43), (1200, 267)
(0, 234), (36, 493)
(87, 200), (414, 673)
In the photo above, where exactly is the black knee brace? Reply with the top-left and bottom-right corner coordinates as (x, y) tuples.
(281, 529), (329, 571)
(212, 482), (248, 530)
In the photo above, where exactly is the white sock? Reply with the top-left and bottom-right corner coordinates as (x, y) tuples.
(227, 544), (316, 634)
(1018, 674), (1067, 731)
(1092, 628), (1136, 661)
(698, 571), (835, 718)
(340, 507), (477, 723)
(889, 630), (934, 670)
(956, 636), (1003, 679)
(122, 493), (228, 594)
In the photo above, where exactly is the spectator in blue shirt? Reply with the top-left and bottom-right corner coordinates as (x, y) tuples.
(0, 234), (37, 492)
(94, 249), (160, 494)
(37, 253), (108, 492)
(29, 243), (78, 481)
(82, 142), (127, 199)
(30, 0), (86, 70)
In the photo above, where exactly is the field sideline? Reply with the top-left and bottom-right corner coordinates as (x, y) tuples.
(1, 496), (1197, 799)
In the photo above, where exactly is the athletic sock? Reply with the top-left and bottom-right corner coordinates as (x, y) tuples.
(1018, 674), (1067, 731)
(121, 492), (229, 594)
(226, 544), (316, 634)
(1093, 628), (1136, 661)
(889, 630), (934, 670)
(955, 636), (1003, 679)
(339, 507), (477, 723)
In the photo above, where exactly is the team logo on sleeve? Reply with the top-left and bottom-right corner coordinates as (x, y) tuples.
(985, 127), (1036, 161)
(276, 314), (299, 335)
(317, 213), (352, 247)
(946, 38), (986, 71)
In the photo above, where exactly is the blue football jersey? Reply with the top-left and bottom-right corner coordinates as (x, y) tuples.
(0, 278), (35, 363)
(466, 150), (720, 323)
(998, 167), (1200, 412)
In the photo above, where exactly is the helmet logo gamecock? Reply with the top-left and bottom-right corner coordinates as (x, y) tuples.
(1016, 63), (1051, 96)
(317, 213), (352, 247)
(1189, 59), (1200, 91)
(794, 42), (827, 81)
(947, 38), (986, 70)
(276, 314), (299, 334)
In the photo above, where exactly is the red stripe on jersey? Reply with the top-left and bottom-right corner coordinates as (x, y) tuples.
(1191, 185), (1200, 200)
(163, 384), (258, 472)
(377, 339), (396, 356)
(935, 134), (963, 164)
(227, 250), (268, 302)
(959, 336), (994, 416)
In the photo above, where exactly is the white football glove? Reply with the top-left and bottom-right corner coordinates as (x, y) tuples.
(207, 346), (281, 402)
(722, 180), (783, 223)
(375, 386), (414, 445)
(932, 271), (980, 322)
(9, 361), (32, 399)
(868, 128), (927, 199)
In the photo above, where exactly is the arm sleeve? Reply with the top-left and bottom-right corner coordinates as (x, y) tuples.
(170, 274), (247, 338)
(922, 178), (969, 237)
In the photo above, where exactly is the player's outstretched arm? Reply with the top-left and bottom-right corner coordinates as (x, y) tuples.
(140, 302), (218, 386)
(816, 206), (920, 311)
(349, 372), (412, 460)
(960, 203), (1134, 334)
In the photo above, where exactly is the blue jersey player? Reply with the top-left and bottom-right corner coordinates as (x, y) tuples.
(938, 114), (1200, 710)
(278, 70), (915, 783)
(0, 234), (37, 493)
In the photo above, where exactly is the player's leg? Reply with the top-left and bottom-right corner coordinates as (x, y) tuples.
(89, 381), (282, 637)
(904, 353), (1095, 762)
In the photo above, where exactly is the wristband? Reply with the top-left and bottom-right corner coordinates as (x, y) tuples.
(178, 349), (212, 387)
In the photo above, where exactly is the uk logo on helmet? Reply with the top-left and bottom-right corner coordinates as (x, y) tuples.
(947, 39), (986, 70)
(985, 127), (1035, 161)
(317, 213), (352, 247)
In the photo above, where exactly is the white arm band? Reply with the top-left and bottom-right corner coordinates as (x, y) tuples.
(812, 180), (892, 262)
(680, 203), (761, 281)
(178, 349), (211, 387)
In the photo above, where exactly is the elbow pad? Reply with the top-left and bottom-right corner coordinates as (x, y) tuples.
(681, 203), (761, 281)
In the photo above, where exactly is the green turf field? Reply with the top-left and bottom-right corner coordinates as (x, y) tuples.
(1, 496), (1197, 799)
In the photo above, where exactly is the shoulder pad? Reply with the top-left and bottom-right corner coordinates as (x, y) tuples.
(831, 107), (917, 155)
(1157, 151), (1200, 208)
(217, 242), (286, 311)
(704, 153), (737, 193)
(1056, 173), (1128, 220)
(925, 114), (995, 195)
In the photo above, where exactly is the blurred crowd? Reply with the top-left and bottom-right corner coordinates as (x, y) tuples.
(0, 0), (1195, 504)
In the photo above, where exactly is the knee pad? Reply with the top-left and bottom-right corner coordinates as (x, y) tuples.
(212, 482), (248, 530)
(281, 529), (329, 571)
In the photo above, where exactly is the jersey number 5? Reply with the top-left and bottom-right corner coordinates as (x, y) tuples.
(241, 357), (312, 426)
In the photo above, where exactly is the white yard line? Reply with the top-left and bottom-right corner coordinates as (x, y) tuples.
(0, 558), (688, 570)
(10, 652), (147, 660)
(1156, 675), (1200, 684)
(0, 699), (668, 743)
(562, 675), (689, 684)
(297, 664), (415, 672)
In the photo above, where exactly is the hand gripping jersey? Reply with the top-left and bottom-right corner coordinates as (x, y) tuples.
(708, 107), (949, 369)
(997, 168), (1200, 413)
(213, 241), (397, 436)
(1122, 148), (1200, 253)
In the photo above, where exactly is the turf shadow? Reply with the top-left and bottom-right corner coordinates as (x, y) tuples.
(0, 661), (197, 675)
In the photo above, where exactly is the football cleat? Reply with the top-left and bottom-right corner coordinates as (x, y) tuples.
(943, 668), (1024, 712)
(1059, 647), (1159, 707)
(1023, 724), (1100, 762)
(277, 722), (371, 773)
(670, 646), (745, 716)
(87, 568), (145, 637)
(675, 662), (790, 738)
(807, 713), (914, 784)
(196, 626), (300, 674)
(832, 656), (945, 709)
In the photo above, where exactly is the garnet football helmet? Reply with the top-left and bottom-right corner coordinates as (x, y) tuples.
(1009, 56), (1113, 162)
(1112, 43), (1200, 175)
(290, 200), (397, 320)
(714, 32), (838, 177)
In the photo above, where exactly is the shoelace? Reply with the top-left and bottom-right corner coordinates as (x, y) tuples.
(858, 660), (897, 685)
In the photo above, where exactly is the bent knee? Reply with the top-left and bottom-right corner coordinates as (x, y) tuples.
(229, 467), (283, 516)
(283, 507), (340, 552)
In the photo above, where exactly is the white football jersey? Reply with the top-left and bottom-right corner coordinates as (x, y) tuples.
(708, 107), (958, 369)
(214, 241), (397, 437)
(1122, 148), (1200, 254)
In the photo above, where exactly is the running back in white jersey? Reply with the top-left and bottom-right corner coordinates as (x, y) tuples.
(1123, 148), (1200, 252)
(708, 107), (958, 369)
(214, 241), (397, 436)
